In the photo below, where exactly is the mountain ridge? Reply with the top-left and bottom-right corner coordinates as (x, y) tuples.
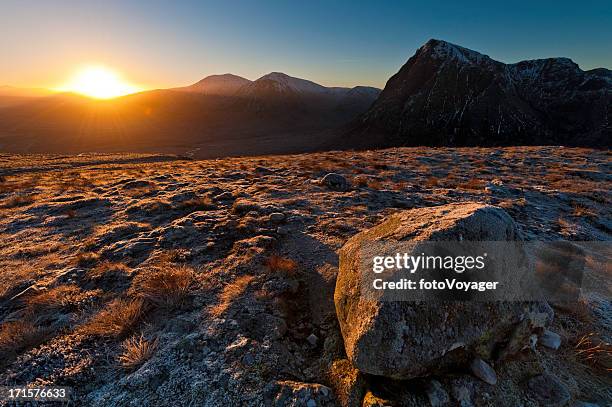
(340, 38), (611, 148)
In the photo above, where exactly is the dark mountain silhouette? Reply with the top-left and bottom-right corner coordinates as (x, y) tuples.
(0, 73), (379, 156)
(173, 74), (252, 95)
(0, 86), (55, 107)
(338, 39), (611, 148)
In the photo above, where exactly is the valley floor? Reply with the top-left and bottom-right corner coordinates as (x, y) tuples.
(0, 146), (610, 406)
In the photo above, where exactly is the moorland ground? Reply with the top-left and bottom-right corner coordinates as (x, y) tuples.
(0, 146), (610, 405)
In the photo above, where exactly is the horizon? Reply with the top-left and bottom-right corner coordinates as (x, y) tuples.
(2, 37), (610, 98)
(1, 0), (611, 93)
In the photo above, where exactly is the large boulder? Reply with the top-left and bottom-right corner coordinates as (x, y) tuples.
(334, 202), (552, 379)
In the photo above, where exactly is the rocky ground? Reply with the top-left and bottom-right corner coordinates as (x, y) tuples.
(0, 146), (610, 406)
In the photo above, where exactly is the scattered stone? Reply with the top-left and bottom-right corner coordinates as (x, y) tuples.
(540, 329), (562, 350)
(450, 380), (474, 407)
(276, 225), (291, 235)
(269, 212), (286, 223)
(214, 191), (234, 201)
(265, 380), (334, 407)
(526, 373), (571, 407)
(470, 358), (497, 385)
(306, 333), (318, 346)
(321, 173), (349, 191)
(425, 380), (450, 406)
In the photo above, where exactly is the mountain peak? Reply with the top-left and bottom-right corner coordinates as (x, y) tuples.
(419, 39), (492, 65)
(254, 72), (329, 94)
(178, 73), (251, 95)
(350, 40), (611, 148)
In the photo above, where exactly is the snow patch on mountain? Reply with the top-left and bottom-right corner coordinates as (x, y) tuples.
(256, 72), (332, 94)
(423, 39), (493, 65)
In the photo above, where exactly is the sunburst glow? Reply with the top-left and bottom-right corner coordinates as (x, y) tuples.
(59, 66), (140, 99)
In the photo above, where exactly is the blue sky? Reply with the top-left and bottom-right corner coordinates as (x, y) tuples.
(1, 0), (610, 89)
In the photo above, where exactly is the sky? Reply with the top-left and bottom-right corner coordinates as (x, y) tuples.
(1, 0), (610, 90)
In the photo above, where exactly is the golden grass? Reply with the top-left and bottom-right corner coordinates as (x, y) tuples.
(76, 251), (100, 267)
(24, 285), (85, 319)
(118, 334), (158, 371)
(424, 177), (439, 187)
(156, 249), (190, 264)
(353, 176), (368, 188)
(176, 195), (215, 211)
(572, 203), (596, 219)
(88, 260), (130, 281)
(0, 177), (39, 194)
(458, 177), (485, 190)
(0, 321), (49, 365)
(80, 298), (145, 338)
(131, 265), (195, 310)
(265, 255), (298, 276)
(210, 275), (255, 317)
(573, 333), (612, 373)
(0, 194), (36, 208)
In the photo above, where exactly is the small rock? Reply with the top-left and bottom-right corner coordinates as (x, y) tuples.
(527, 373), (570, 407)
(265, 380), (334, 407)
(425, 380), (450, 407)
(277, 225), (291, 235)
(321, 173), (349, 191)
(451, 382), (473, 407)
(528, 334), (538, 351)
(269, 212), (286, 223)
(214, 191), (234, 201)
(242, 353), (255, 366)
(307, 333), (318, 346)
(540, 329), (562, 350)
(470, 358), (497, 385)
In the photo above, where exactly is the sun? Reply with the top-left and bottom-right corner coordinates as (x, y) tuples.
(60, 66), (140, 99)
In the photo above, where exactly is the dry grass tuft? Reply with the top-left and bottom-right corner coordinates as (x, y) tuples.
(177, 195), (215, 211)
(0, 321), (49, 365)
(266, 255), (298, 276)
(458, 177), (485, 190)
(366, 180), (383, 190)
(424, 177), (439, 188)
(24, 285), (86, 321)
(118, 334), (158, 371)
(88, 260), (130, 281)
(572, 203), (596, 219)
(0, 194), (36, 208)
(157, 249), (190, 264)
(131, 265), (195, 310)
(80, 298), (145, 338)
(573, 333), (612, 373)
(210, 275), (255, 317)
(76, 251), (100, 267)
(353, 175), (368, 188)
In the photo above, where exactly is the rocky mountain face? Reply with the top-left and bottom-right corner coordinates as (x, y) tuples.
(343, 39), (611, 148)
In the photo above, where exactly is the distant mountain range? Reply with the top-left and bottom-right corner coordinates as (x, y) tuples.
(0, 73), (380, 155)
(0, 40), (610, 155)
(339, 39), (611, 148)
